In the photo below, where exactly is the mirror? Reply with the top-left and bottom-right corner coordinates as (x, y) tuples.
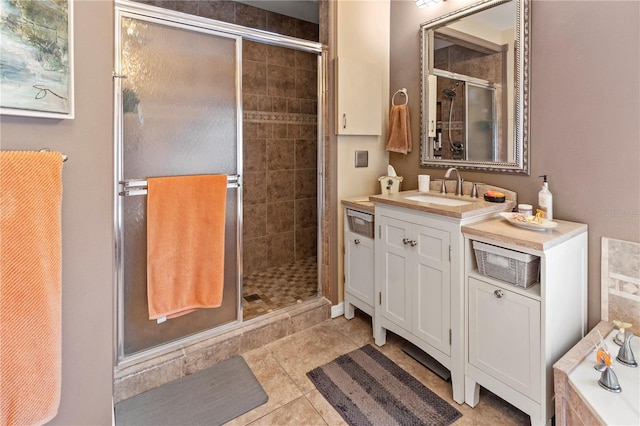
(420, 0), (529, 174)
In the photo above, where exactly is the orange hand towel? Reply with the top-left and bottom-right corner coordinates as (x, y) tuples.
(385, 104), (412, 154)
(147, 175), (227, 320)
(0, 151), (63, 426)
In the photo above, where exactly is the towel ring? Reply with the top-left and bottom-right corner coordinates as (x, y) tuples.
(392, 88), (408, 106)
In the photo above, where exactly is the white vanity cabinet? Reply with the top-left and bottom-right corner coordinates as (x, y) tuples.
(462, 218), (588, 426)
(372, 203), (495, 404)
(343, 208), (375, 318)
(375, 212), (451, 355)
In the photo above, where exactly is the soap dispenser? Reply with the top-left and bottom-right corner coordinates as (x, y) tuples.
(538, 175), (553, 220)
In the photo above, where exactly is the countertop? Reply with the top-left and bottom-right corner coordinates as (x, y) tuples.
(462, 216), (588, 252)
(341, 197), (375, 214)
(368, 190), (516, 220)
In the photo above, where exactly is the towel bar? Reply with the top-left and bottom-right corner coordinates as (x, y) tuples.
(38, 148), (68, 162)
(0, 148), (68, 162)
(119, 174), (240, 196)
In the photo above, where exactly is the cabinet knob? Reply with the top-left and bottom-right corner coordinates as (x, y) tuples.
(354, 239), (360, 245)
(402, 238), (417, 247)
(343, 113), (347, 129)
(494, 289), (504, 299)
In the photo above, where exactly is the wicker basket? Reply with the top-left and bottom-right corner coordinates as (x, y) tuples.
(473, 241), (540, 288)
(347, 209), (374, 238)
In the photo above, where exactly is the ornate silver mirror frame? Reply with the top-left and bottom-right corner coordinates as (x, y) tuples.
(419, 0), (529, 174)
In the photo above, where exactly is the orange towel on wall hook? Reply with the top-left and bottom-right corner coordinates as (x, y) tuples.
(0, 151), (64, 425)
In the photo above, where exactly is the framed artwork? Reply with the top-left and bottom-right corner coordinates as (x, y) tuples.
(0, 0), (74, 119)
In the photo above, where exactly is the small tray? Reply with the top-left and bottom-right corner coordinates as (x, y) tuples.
(499, 212), (558, 231)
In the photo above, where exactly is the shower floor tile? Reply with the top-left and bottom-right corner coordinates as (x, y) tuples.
(243, 257), (318, 321)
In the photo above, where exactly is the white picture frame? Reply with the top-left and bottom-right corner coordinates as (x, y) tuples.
(0, 0), (75, 119)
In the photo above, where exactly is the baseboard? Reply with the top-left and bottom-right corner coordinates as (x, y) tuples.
(331, 302), (344, 318)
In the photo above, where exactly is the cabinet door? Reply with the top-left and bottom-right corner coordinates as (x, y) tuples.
(378, 215), (411, 329)
(335, 57), (382, 135)
(468, 277), (541, 400)
(413, 224), (451, 355)
(345, 232), (374, 307)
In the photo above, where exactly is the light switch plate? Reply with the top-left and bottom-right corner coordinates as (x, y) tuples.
(355, 150), (368, 167)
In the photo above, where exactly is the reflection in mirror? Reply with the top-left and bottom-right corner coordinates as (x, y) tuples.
(420, 0), (529, 174)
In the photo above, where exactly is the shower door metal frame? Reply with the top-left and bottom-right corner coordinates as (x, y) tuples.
(113, 0), (325, 367)
(113, 5), (244, 365)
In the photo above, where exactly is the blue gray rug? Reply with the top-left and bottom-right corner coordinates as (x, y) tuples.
(115, 356), (267, 425)
(307, 344), (462, 426)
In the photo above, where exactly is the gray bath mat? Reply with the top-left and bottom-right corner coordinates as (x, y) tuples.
(115, 356), (268, 425)
(307, 344), (462, 426)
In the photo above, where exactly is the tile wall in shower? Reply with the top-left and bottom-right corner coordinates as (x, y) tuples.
(242, 40), (318, 276)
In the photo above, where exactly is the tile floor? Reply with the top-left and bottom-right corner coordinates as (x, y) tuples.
(228, 311), (531, 425)
(243, 257), (318, 320)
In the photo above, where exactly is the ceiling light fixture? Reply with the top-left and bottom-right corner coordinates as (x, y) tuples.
(415, 0), (444, 8)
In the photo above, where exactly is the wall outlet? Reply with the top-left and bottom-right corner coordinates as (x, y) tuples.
(355, 150), (368, 167)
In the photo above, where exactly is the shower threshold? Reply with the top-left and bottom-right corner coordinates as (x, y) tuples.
(114, 296), (330, 403)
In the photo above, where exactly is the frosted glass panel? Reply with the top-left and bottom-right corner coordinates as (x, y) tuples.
(121, 17), (237, 179)
(466, 85), (496, 162)
(119, 16), (240, 356)
(122, 193), (238, 355)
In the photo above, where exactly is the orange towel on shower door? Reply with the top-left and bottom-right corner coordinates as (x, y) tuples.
(146, 175), (227, 320)
(0, 151), (63, 426)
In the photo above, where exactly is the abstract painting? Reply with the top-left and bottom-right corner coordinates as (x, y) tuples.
(0, 0), (74, 119)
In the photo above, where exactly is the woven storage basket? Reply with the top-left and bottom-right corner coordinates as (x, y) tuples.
(347, 209), (374, 238)
(473, 241), (540, 288)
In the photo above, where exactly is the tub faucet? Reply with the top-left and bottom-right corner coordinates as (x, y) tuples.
(617, 331), (638, 367)
(595, 362), (622, 392)
(444, 167), (464, 196)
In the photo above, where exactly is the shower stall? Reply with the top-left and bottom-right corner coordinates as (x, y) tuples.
(436, 75), (497, 162)
(114, 0), (324, 364)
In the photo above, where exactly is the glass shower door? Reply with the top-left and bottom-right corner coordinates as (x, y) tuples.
(115, 14), (242, 358)
(465, 83), (497, 162)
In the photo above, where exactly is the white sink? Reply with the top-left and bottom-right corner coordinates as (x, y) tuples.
(404, 194), (473, 206)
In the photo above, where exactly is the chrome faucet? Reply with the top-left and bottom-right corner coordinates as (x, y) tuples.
(595, 362), (622, 392)
(617, 331), (638, 367)
(444, 167), (464, 196)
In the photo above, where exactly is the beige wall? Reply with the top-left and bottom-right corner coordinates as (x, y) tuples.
(389, 0), (640, 329)
(0, 1), (114, 424)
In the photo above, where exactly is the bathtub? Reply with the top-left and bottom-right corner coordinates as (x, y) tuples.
(554, 321), (640, 426)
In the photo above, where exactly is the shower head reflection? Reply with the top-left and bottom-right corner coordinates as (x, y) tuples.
(443, 82), (460, 99)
